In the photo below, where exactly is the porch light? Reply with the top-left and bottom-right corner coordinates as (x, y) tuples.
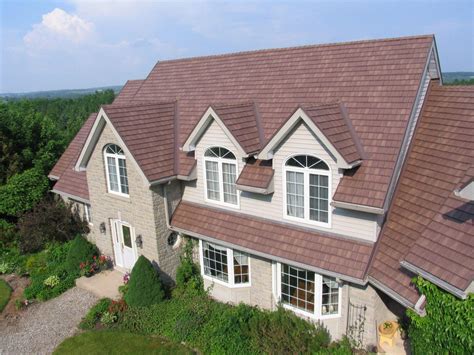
(135, 234), (143, 248)
(99, 222), (106, 234)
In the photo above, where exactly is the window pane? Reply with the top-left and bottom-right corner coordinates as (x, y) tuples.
(107, 157), (119, 192)
(286, 171), (304, 218)
(203, 242), (228, 282)
(118, 158), (129, 194)
(309, 173), (329, 222)
(233, 250), (249, 284)
(205, 161), (220, 201)
(322, 276), (339, 315)
(281, 264), (315, 313)
(222, 163), (237, 204)
(122, 225), (132, 248)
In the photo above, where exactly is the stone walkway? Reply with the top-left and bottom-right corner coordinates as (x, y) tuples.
(0, 287), (98, 354)
(75, 269), (123, 300)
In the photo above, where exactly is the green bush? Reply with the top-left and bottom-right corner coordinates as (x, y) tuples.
(65, 236), (98, 275)
(0, 219), (18, 248)
(0, 246), (28, 275)
(175, 239), (203, 295)
(24, 239), (95, 301)
(124, 256), (165, 307)
(79, 298), (112, 330)
(118, 291), (336, 354)
(407, 277), (474, 354)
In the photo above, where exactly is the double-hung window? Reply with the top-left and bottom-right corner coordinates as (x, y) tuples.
(204, 147), (238, 206)
(104, 144), (129, 196)
(200, 241), (250, 287)
(277, 262), (341, 319)
(284, 155), (330, 226)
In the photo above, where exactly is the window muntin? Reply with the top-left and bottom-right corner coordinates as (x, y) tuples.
(322, 276), (339, 315)
(284, 155), (330, 225)
(204, 147), (238, 206)
(104, 144), (129, 196)
(203, 242), (229, 282)
(281, 264), (315, 313)
(200, 241), (250, 286)
(278, 263), (341, 319)
(233, 251), (249, 284)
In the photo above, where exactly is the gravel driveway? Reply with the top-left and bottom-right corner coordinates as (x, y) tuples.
(0, 287), (98, 354)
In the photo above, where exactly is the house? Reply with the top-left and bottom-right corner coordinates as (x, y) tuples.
(49, 35), (474, 346)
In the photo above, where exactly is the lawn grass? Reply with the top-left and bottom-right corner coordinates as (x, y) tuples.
(0, 279), (12, 312)
(53, 331), (195, 355)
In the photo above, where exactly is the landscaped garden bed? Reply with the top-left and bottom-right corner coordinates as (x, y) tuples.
(0, 279), (12, 312)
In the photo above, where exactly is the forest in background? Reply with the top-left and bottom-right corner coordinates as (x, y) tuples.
(0, 90), (115, 239)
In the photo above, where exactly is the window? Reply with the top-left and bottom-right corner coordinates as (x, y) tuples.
(104, 144), (129, 196)
(83, 204), (92, 224)
(284, 155), (330, 226)
(204, 147), (238, 206)
(277, 263), (341, 319)
(200, 241), (250, 287)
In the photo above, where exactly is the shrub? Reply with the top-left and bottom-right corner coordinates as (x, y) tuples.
(17, 197), (89, 253)
(175, 239), (203, 295)
(79, 298), (112, 330)
(407, 277), (474, 354)
(43, 275), (60, 288)
(100, 311), (117, 325)
(124, 255), (165, 307)
(0, 279), (12, 312)
(0, 219), (18, 248)
(0, 246), (28, 275)
(118, 292), (333, 354)
(64, 236), (98, 275)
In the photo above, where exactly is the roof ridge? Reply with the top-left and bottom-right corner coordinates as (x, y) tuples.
(153, 34), (434, 66)
(103, 100), (176, 110)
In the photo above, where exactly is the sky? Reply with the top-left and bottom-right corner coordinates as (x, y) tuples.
(1, 0), (473, 93)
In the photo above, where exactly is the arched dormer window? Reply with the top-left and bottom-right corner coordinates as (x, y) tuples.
(284, 155), (330, 226)
(204, 147), (238, 206)
(104, 144), (129, 196)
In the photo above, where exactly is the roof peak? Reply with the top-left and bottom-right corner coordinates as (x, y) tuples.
(153, 34), (434, 66)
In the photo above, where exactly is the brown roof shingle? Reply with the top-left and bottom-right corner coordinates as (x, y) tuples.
(119, 35), (434, 209)
(369, 83), (474, 304)
(50, 112), (97, 200)
(302, 102), (365, 164)
(114, 80), (144, 104)
(102, 101), (177, 182)
(171, 201), (374, 281)
(236, 159), (274, 189)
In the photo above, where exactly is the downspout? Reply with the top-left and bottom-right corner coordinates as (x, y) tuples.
(162, 181), (172, 229)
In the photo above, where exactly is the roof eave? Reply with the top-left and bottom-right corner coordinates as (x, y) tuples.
(400, 260), (468, 299)
(331, 200), (385, 215)
(50, 189), (90, 205)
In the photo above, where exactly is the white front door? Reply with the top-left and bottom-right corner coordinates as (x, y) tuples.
(112, 220), (137, 270)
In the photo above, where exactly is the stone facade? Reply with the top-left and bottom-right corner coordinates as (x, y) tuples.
(85, 122), (180, 283)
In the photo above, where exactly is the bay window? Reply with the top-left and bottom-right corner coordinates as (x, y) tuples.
(284, 155), (330, 226)
(200, 241), (250, 287)
(204, 147), (238, 206)
(276, 262), (341, 318)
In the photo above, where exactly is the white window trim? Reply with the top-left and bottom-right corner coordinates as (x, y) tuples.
(202, 147), (240, 209)
(104, 147), (129, 198)
(199, 240), (251, 288)
(84, 204), (93, 225)
(274, 262), (342, 320)
(282, 155), (332, 228)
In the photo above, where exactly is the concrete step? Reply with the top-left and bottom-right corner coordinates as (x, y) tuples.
(75, 269), (124, 300)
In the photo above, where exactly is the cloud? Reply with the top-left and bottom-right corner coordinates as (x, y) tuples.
(23, 8), (94, 51)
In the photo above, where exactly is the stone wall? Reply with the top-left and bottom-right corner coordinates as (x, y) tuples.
(85, 122), (180, 282)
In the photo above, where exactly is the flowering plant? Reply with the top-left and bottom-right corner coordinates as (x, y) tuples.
(80, 254), (111, 277)
(43, 275), (60, 288)
(123, 272), (130, 284)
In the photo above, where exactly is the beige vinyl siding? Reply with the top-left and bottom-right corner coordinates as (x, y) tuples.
(182, 119), (378, 242)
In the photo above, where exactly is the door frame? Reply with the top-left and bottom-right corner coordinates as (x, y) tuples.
(111, 219), (138, 270)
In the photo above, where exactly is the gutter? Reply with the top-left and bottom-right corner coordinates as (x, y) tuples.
(149, 175), (177, 187)
(169, 224), (367, 286)
(236, 183), (274, 195)
(48, 174), (60, 181)
(368, 276), (416, 310)
(400, 260), (467, 299)
(331, 201), (385, 215)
